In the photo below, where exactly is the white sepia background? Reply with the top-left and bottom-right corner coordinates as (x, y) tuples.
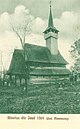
(0, 114), (80, 129)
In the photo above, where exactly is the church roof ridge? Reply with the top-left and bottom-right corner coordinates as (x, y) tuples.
(13, 44), (68, 64)
(24, 43), (46, 48)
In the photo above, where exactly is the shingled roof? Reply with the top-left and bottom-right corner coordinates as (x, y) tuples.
(8, 43), (69, 75)
(24, 43), (68, 64)
(7, 49), (26, 75)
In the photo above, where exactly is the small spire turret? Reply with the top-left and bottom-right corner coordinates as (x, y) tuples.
(48, 1), (54, 27)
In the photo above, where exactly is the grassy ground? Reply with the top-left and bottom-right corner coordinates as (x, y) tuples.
(0, 80), (80, 114)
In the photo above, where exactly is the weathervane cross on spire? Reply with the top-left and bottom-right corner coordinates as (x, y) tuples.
(49, 0), (52, 7)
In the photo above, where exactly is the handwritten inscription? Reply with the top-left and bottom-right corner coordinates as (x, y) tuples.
(7, 116), (20, 120)
(7, 115), (69, 121)
(37, 116), (44, 120)
(54, 117), (69, 121)
(46, 116), (53, 120)
(28, 116), (35, 120)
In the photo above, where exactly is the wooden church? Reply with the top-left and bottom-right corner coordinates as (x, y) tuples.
(7, 4), (70, 85)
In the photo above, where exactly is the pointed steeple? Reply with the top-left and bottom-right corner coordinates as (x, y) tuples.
(43, 1), (59, 34)
(48, 2), (54, 27)
(44, 1), (59, 55)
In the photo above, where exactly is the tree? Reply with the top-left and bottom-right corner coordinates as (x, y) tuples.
(70, 39), (80, 72)
(10, 6), (34, 49)
(9, 6), (34, 89)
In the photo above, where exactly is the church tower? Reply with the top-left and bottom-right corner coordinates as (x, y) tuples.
(44, 3), (59, 55)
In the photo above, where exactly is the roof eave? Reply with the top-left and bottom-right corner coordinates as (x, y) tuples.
(43, 26), (59, 33)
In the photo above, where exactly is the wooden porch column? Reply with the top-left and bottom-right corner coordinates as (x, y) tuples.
(10, 74), (12, 86)
(15, 75), (17, 86)
(26, 62), (30, 85)
(20, 75), (22, 87)
(25, 76), (28, 95)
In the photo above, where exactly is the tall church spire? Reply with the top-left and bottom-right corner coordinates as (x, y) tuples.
(48, 1), (54, 27)
(44, 1), (59, 33)
(44, 2), (59, 55)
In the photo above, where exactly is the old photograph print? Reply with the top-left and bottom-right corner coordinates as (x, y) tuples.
(0, 0), (80, 114)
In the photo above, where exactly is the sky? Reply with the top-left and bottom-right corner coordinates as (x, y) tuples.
(0, 0), (80, 70)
